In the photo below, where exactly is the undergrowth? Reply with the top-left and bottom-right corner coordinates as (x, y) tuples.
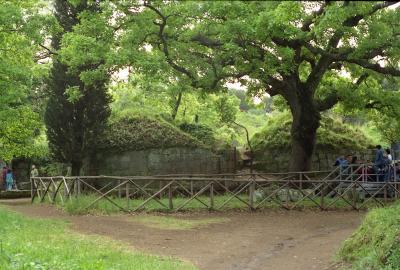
(338, 201), (400, 270)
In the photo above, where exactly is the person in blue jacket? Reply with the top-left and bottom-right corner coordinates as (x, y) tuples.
(5, 169), (13, 191)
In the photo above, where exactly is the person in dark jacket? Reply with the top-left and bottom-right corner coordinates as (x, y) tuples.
(1, 166), (7, 190)
(374, 145), (384, 169)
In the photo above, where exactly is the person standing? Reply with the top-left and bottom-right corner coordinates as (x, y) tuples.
(374, 145), (384, 169)
(2, 166), (7, 190)
(385, 149), (393, 164)
(30, 165), (39, 178)
(5, 169), (13, 191)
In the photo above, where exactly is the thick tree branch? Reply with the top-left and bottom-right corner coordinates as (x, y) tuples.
(315, 92), (340, 111)
(306, 1), (397, 92)
(343, 1), (398, 27)
(345, 59), (400, 76)
(315, 73), (369, 111)
(191, 34), (223, 48)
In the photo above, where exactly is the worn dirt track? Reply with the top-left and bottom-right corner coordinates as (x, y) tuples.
(2, 199), (363, 270)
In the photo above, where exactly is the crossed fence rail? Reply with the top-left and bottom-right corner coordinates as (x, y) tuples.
(30, 164), (400, 213)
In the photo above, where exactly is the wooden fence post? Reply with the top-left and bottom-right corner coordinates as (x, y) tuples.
(320, 182), (325, 210)
(118, 180), (122, 198)
(30, 178), (34, 203)
(299, 173), (303, 190)
(126, 182), (130, 209)
(210, 181), (214, 210)
(168, 182), (173, 210)
(249, 180), (255, 210)
(352, 181), (357, 210)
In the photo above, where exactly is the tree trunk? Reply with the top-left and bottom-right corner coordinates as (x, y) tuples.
(288, 91), (321, 172)
(171, 92), (182, 120)
(71, 160), (82, 176)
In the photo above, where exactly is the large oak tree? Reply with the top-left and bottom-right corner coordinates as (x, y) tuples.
(62, 1), (400, 171)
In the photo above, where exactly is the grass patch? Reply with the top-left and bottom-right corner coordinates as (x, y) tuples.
(133, 215), (229, 230)
(338, 201), (400, 270)
(0, 207), (196, 270)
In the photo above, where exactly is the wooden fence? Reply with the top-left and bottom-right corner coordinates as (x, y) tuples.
(30, 164), (400, 213)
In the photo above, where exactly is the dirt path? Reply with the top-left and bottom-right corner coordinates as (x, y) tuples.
(2, 199), (363, 270)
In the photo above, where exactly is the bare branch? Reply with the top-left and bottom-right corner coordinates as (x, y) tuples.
(39, 44), (58, 55)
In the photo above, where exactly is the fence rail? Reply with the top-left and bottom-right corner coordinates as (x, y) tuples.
(31, 164), (400, 213)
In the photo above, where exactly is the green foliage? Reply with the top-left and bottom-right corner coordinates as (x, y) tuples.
(98, 116), (203, 153)
(56, 1), (400, 170)
(371, 114), (400, 145)
(178, 123), (216, 146)
(0, 0), (52, 161)
(45, 0), (112, 174)
(0, 107), (47, 161)
(235, 110), (269, 140)
(0, 207), (195, 270)
(339, 202), (400, 270)
(110, 80), (245, 148)
(251, 111), (373, 155)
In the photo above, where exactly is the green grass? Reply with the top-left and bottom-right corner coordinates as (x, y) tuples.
(39, 192), (387, 215)
(133, 215), (229, 230)
(0, 207), (196, 270)
(57, 194), (252, 215)
(338, 201), (400, 270)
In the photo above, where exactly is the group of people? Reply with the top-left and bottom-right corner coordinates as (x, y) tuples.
(334, 145), (396, 181)
(335, 145), (393, 169)
(1, 166), (15, 191)
(0, 164), (39, 192)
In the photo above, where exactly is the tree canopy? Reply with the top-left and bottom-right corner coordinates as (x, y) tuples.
(59, 1), (400, 171)
(0, 0), (51, 161)
(44, 0), (112, 175)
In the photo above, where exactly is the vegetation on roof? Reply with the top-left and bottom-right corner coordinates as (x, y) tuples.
(251, 111), (374, 155)
(97, 116), (204, 152)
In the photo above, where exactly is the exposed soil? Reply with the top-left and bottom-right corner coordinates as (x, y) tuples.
(1, 199), (363, 270)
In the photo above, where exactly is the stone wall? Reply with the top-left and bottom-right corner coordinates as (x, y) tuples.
(86, 147), (236, 176)
(254, 149), (376, 172)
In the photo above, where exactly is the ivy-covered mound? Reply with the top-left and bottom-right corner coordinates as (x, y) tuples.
(251, 111), (373, 155)
(97, 116), (203, 153)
